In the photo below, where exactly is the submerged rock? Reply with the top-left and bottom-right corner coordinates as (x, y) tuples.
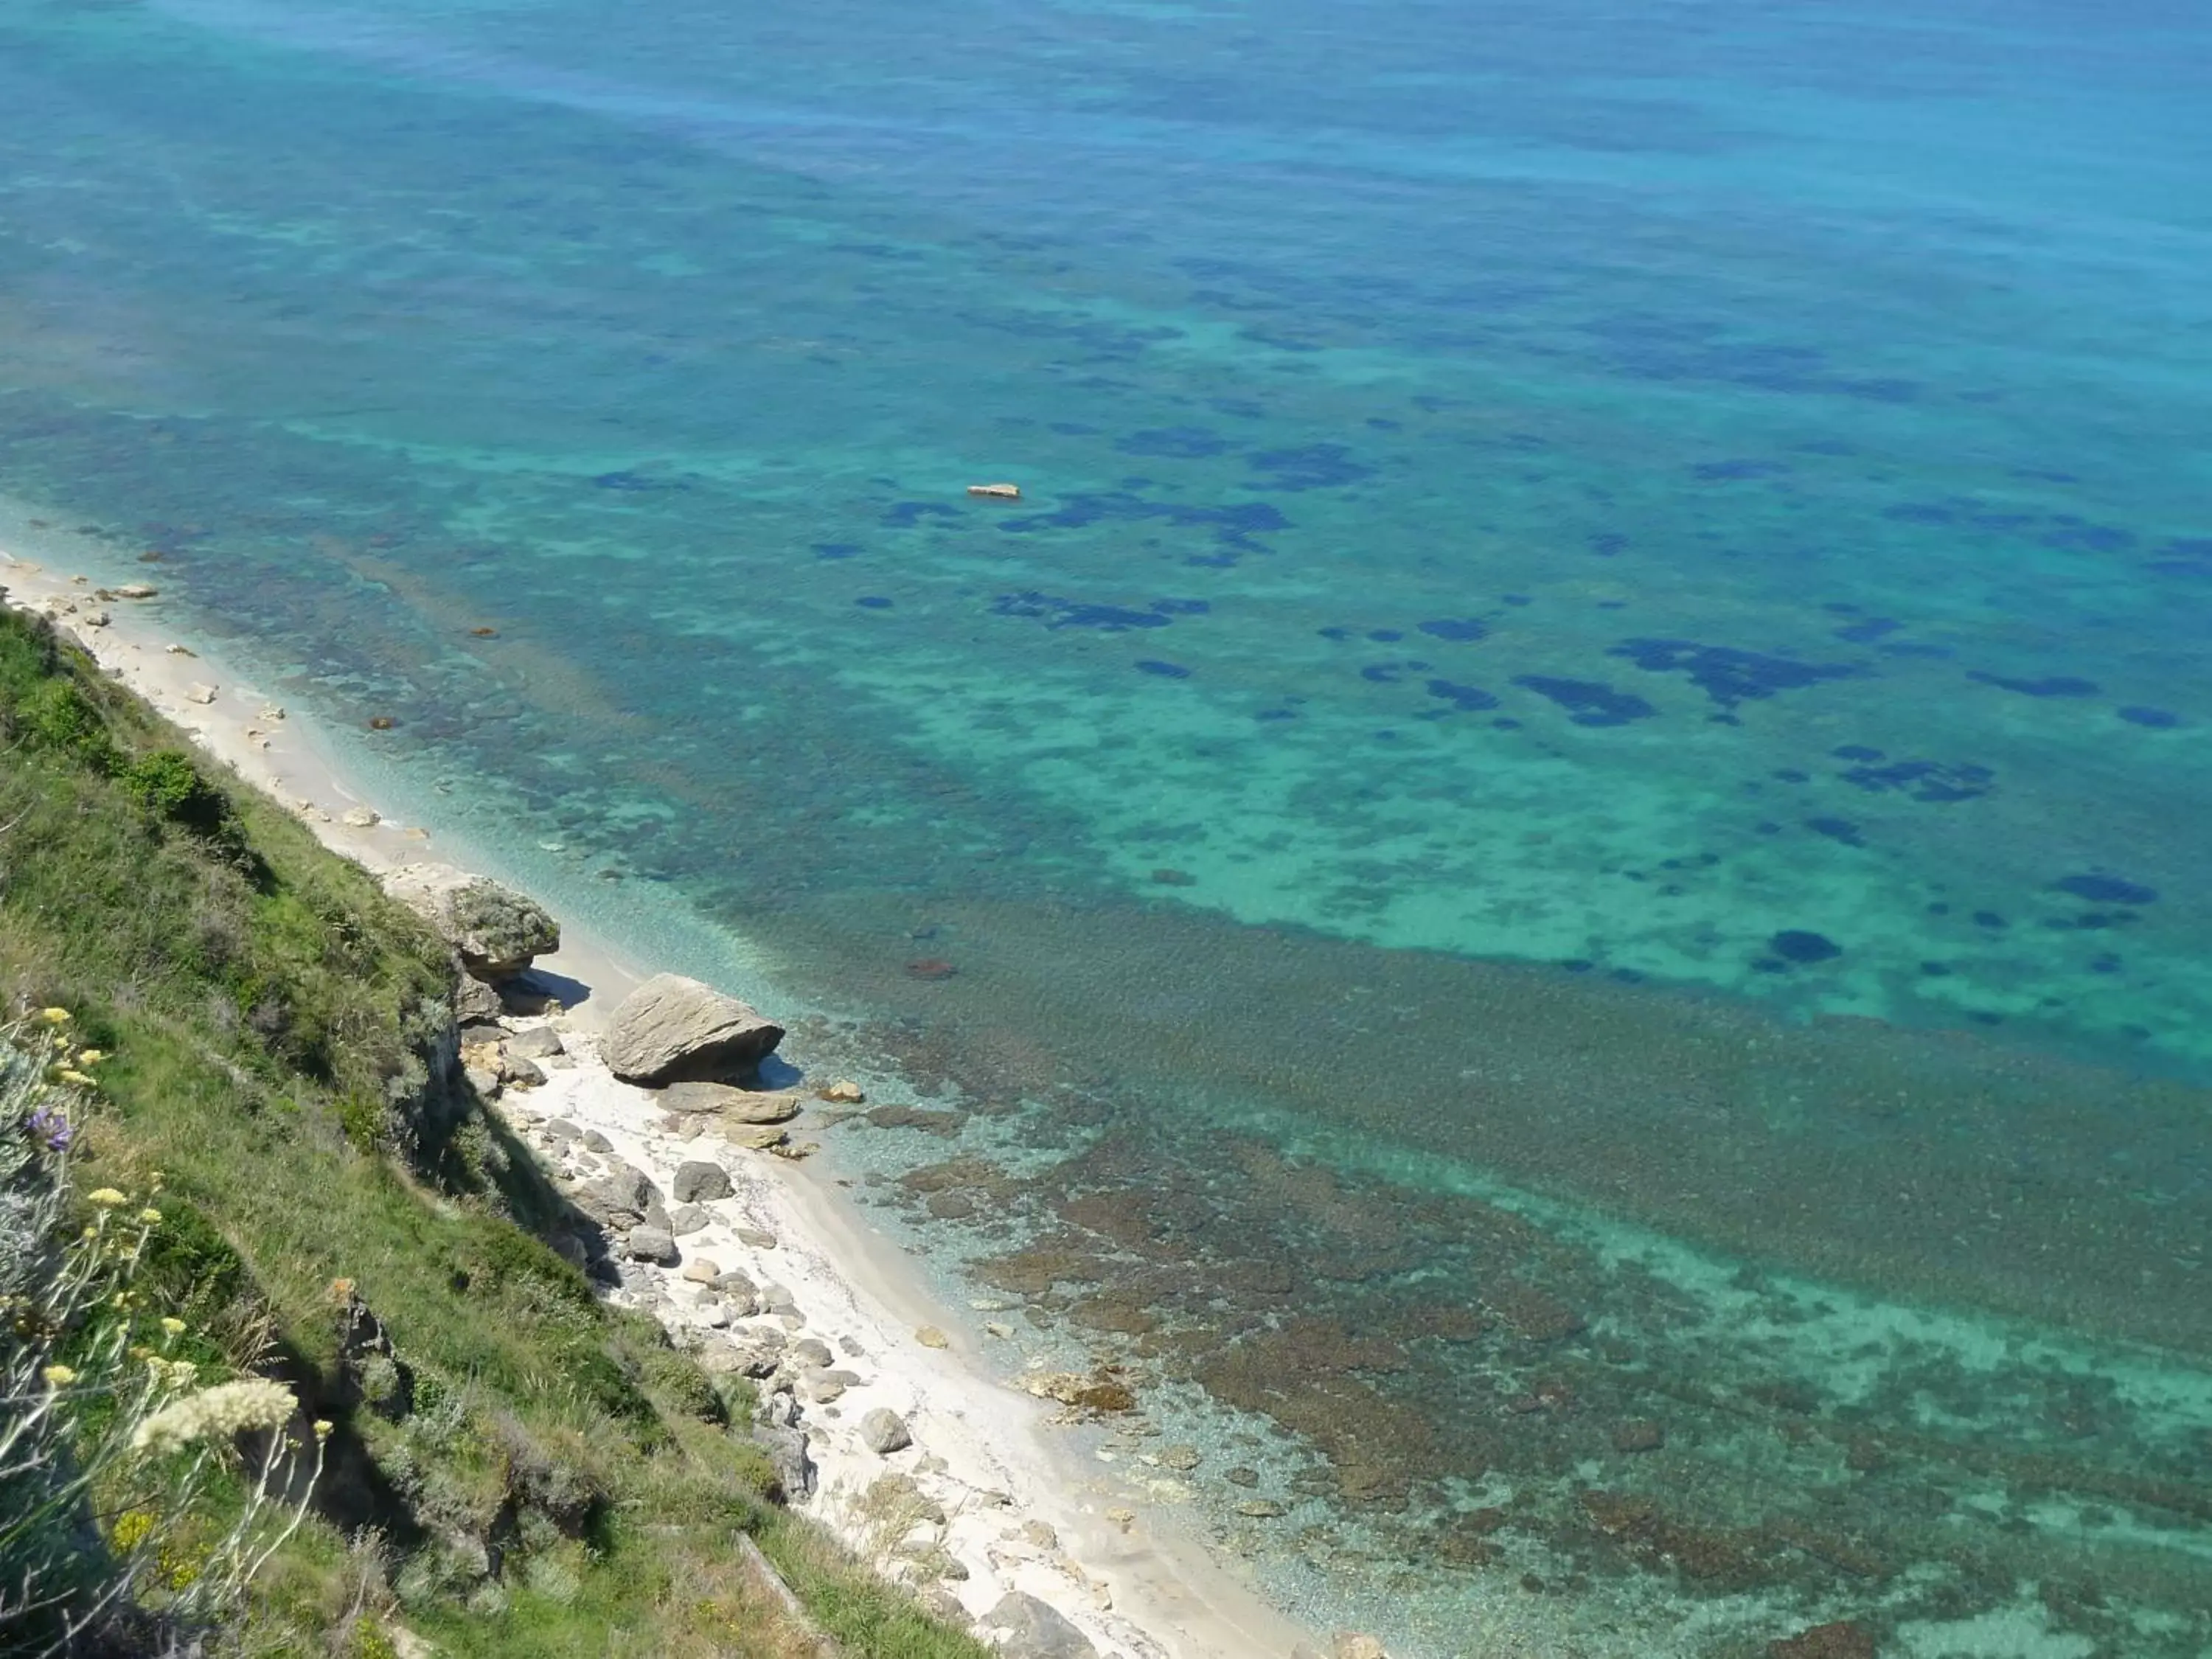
(1768, 1623), (1876, 1659)
(601, 973), (785, 1085)
(385, 863), (560, 982)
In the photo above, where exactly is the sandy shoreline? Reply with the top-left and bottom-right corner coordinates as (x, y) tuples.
(1, 547), (1324, 1659)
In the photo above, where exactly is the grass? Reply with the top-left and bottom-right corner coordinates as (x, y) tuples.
(0, 608), (990, 1658)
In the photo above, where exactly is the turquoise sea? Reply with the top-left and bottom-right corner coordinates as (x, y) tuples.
(4, 0), (2211, 1651)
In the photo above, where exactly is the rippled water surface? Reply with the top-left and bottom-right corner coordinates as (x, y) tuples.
(4, 0), (2210, 1650)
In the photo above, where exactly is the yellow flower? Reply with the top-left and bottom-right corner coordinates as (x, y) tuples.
(74, 1049), (105, 1065)
(39, 1007), (71, 1024)
(139, 1208), (163, 1225)
(313, 1419), (333, 1439)
(58, 1070), (96, 1088)
(161, 1317), (187, 1337)
(86, 1189), (127, 1208)
(148, 1171), (164, 1192)
(42, 1364), (77, 1388)
(111, 1509), (156, 1554)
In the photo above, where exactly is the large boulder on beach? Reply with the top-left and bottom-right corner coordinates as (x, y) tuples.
(671, 1160), (733, 1204)
(601, 973), (785, 1085)
(859, 1408), (912, 1455)
(384, 863), (560, 983)
(980, 1592), (1096, 1659)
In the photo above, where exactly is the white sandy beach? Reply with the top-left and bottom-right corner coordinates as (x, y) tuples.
(1, 545), (1329, 1659)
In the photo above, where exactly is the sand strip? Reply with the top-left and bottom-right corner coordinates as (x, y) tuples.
(2, 548), (1323, 1659)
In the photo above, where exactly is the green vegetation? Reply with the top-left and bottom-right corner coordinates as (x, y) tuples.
(0, 608), (989, 1658)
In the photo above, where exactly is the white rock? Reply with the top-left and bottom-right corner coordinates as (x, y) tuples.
(185, 682), (219, 705)
(859, 1408), (912, 1455)
(341, 805), (380, 828)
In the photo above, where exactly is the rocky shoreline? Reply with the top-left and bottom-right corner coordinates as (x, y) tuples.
(3, 546), (1337, 1659)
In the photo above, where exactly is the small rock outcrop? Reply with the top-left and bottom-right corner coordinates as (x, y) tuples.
(670, 1160), (733, 1203)
(980, 1592), (1097, 1659)
(575, 1163), (658, 1228)
(600, 973), (785, 1085)
(625, 1227), (678, 1265)
(859, 1408), (912, 1455)
(754, 1422), (816, 1501)
(384, 863), (561, 983)
(503, 1025), (565, 1060)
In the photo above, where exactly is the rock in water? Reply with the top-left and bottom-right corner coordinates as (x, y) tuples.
(980, 1592), (1097, 1659)
(601, 973), (785, 1085)
(671, 1160), (734, 1203)
(859, 1408), (913, 1455)
(384, 863), (560, 983)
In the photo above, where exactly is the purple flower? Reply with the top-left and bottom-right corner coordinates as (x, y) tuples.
(24, 1106), (72, 1154)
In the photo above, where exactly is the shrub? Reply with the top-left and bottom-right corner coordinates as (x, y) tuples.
(119, 751), (227, 836)
(0, 1015), (323, 1651)
(13, 679), (119, 772)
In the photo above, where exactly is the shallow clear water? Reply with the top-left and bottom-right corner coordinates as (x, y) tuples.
(4, 0), (2210, 1650)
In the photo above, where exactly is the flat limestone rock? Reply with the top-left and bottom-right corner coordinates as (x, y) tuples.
(384, 862), (560, 982)
(601, 973), (785, 1085)
(658, 1081), (801, 1124)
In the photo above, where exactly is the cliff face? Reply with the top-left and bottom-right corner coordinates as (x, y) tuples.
(0, 607), (987, 1659)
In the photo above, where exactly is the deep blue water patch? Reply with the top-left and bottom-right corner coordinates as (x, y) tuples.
(1969, 671), (2101, 698)
(2117, 706), (2181, 728)
(884, 500), (963, 528)
(814, 542), (862, 560)
(1769, 929), (1843, 964)
(2148, 537), (2212, 577)
(1610, 639), (1861, 707)
(1805, 817), (1865, 846)
(1838, 759), (1994, 803)
(1135, 659), (1191, 678)
(1425, 678), (1500, 712)
(1246, 444), (1371, 490)
(1417, 618), (1489, 642)
(1834, 616), (1900, 644)
(1512, 675), (1656, 726)
(855, 595), (894, 609)
(991, 591), (1200, 630)
(2054, 874), (2159, 906)
(1119, 426), (1231, 459)
(997, 492), (1289, 562)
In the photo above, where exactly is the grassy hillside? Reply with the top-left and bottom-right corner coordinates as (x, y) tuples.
(0, 605), (987, 1658)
